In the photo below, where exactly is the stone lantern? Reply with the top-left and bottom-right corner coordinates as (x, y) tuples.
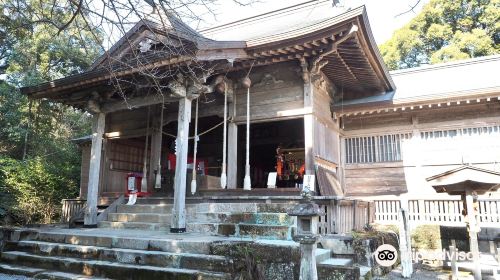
(288, 188), (322, 280)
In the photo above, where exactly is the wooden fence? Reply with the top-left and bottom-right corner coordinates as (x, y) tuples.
(61, 199), (86, 223)
(61, 197), (374, 235)
(316, 199), (375, 235)
(374, 199), (500, 227)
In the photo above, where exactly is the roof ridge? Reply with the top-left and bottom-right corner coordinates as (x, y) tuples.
(199, 0), (331, 34)
(390, 54), (500, 76)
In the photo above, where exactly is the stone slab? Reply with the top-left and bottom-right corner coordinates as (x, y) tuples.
(1, 251), (230, 280)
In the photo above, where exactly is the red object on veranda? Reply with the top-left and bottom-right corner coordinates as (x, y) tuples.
(167, 153), (207, 175)
(125, 173), (151, 197)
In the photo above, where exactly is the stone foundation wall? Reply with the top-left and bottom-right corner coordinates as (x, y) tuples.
(210, 240), (360, 280)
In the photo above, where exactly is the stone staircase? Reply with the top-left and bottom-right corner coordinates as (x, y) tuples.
(0, 229), (233, 280)
(0, 227), (364, 279)
(0, 200), (369, 279)
(98, 201), (296, 240)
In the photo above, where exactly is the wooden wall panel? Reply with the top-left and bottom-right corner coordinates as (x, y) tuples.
(101, 140), (147, 195)
(235, 85), (304, 120)
(313, 119), (340, 164)
(105, 107), (151, 132)
(79, 145), (91, 198)
(235, 62), (304, 121)
(344, 163), (407, 196)
(417, 103), (500, 125)
(312, 80), (334, 124)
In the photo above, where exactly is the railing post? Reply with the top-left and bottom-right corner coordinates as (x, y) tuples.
(352, 200), (357, 231)
(450, 245), (458, 280)
(334, 199), (340, 234)
(417, 199), (425, 223)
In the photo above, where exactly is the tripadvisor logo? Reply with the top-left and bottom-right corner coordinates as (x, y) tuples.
(374, 244), (398, 267)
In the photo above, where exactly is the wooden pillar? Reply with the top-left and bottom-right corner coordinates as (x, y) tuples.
(149, 109), (162, 190)
(171, 97), (191, 233)
(465, 190), (481, 280)
(303, 80), (314, 176)
(84, 113), (105, 227)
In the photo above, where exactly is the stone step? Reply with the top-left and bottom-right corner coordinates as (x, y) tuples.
(108, 213), (171, 223)
(0, 263), (110, 280)
(98, 221), (169, 231)
(1, 251), (230, 280)
(320, 257), (354, 266)
(116, 204), (173, 214)
(359, 265), (372, 279)
(14, 240), (233, 273)
(315, 248), (331, 264)
(0, 263), (45, 277)
(238, 224), (293, 240)
(36, 232), (212, 254)
(195, 202), (294, 214)
(185, 222), (292, 240)
(191, 212), (295, 226)
(35, 271), (112, 280)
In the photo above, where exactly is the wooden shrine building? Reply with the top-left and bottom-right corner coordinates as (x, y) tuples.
(22, 6), (392, 229)
(21, 4), (500, 233)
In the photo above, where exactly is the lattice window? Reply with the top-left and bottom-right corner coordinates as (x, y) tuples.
(345, 133), (411, 164)
(421, 125), (500, 139)
(108, 142), (145, 172)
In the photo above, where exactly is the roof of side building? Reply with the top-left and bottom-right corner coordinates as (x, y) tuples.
(336, 54), (500, 109)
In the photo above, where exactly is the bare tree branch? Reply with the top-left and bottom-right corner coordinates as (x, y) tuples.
(395, 0), (422, 18)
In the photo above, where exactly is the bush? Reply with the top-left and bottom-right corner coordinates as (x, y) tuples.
(0, 156), (79, 225)
(411, 225), (441, 250)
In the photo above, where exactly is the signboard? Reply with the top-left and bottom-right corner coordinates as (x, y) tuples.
(127, 177), (136, 191)
(303, 175), (315, 192)
(267, 172), (277, 188)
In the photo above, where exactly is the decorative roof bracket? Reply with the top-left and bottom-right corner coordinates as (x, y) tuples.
(304, 23), (359, 82)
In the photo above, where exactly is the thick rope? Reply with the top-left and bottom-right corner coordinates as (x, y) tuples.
(160, 118), (227, 139)
(220, 81), (228, 189)
(243, 86), (251, 190)
(191, 99), (199, 195)
(155, 96), (164, 189)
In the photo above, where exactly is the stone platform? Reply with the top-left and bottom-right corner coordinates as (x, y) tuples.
(98, 200), (297, 240)
(0, 226), (363, 280)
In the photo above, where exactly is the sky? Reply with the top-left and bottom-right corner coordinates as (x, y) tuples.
(194, 0), (430, 45)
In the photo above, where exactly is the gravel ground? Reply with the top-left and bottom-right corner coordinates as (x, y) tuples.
(373, 264), (498, 280)
(0, 274), (33, 280)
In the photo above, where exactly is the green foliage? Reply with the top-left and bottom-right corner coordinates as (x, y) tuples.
(0, 156), (79, 224)
(411, 225), (441, 250)
(1, 0), (103, 84)
(0, 0), (101, 225)
(380, 0), (500, 69)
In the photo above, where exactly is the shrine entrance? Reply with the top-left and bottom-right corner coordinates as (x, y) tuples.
(237, 118), (304, 189)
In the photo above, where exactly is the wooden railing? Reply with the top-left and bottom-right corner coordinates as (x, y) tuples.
(374, 199), (500, 227)
(316, 198), (375, 235)
(61, 198), (87, 223)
